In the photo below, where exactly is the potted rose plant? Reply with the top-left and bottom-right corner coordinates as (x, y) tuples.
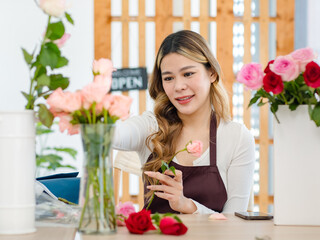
(237, 47), (320, 226)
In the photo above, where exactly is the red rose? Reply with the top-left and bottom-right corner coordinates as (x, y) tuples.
(159, 217), (188, 236)
(125, 209), (156, 234)
(264, 60), (274, 73)
(303, 61), (320, 88)
(263, 71), (284, 94)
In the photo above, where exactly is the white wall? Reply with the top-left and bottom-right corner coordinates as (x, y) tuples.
(0, 0), (94, 175)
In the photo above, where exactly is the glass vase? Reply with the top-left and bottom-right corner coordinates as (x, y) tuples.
(78, 124), (117, 234)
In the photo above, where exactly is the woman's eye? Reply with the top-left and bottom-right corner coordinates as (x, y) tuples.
(184, 72), (194, 77)
(163, 76), (173, 81)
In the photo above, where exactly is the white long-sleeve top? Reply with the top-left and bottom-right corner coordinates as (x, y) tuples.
(113, 111), (255, 214)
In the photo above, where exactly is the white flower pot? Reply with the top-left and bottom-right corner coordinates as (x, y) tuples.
(274, 105), (320, 226)
(0, 110), (36, 234)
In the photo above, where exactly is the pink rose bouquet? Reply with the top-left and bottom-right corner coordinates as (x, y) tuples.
(22, 0), (74, 128)
(237, 47), (320, 126)
(46, 58), (133, 135)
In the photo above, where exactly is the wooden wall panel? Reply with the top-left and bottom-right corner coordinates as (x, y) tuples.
(94, 0), (111, 59)
(276, 0), (295, 55)
(216, 0), (234, 114)
(259, 0), (270, 213)
(243, 0), (252, 129)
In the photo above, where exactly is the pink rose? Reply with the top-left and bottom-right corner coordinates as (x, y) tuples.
(92, 58), (115, 77)
(159, 217), (188, 236)
(81, 82), (110, 109)
(94, 75), (112, 93)
(290, 47), (317, 72)
(186, 140), (203, 157)
(108, 95), (133, 120)
(47, 87), (66, 115)
(116, 201), (136, 226)
(39, 0), (68, 17)
(96, 94), (114, 114)
(58, 114), (79, 135)
(62, 91), (82, 113)
(237, 63), (264, 90)
(54, 33), (71, 48)
(269, 55), (299, 81)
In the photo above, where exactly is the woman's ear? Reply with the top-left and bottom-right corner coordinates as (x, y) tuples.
(210, 71), (217, 83)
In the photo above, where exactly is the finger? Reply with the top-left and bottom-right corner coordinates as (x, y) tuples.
(164, 169), (182, 182)
(154, 191), (174, 201)
(144, 171), (176, 184)
(146, 184), (181, 195)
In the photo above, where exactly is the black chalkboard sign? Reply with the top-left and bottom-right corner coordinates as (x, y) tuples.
(111, 67), (148, 91)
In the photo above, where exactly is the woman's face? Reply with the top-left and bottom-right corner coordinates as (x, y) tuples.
(160, 53), (215, 118)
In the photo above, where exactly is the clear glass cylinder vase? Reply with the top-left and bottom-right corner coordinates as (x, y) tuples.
(78, 124), (117, 234)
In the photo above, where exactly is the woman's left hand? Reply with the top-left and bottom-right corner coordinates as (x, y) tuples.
(144, 170), (196, 213)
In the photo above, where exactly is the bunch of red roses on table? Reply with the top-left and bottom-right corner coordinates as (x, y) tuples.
(116, 202), (188, 236)
(237, 47), (320, 126)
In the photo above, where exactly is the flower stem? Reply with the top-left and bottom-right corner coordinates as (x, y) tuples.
(145, 147), (187, 210)
(280, 93), (288, 105)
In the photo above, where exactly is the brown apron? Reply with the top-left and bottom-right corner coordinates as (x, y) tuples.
(143, 113), (227, 213)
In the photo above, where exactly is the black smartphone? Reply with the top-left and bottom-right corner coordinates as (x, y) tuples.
(235, 212), (273, 220)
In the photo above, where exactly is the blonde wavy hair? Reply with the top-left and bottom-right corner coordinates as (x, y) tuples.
(143, 30), (230, 199)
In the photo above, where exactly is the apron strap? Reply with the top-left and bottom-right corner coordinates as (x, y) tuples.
(209, 113), (217, 166)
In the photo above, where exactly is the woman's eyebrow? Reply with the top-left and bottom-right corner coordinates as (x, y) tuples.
(161, 65), (197, 76)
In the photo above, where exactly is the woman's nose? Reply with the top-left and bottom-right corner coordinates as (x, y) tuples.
(174, 77), (187, 91)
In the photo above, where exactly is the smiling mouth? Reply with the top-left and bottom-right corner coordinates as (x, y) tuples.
(175, 95), (194, 104)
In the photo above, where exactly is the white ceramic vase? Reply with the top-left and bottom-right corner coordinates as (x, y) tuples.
(273, 105), (320, 226)
(0, 110), (36, 234)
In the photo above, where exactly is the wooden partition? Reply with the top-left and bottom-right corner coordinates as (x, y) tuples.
(94, 0), (295, 212)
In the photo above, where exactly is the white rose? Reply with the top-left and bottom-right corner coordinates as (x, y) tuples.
(39, 0), (67, 17)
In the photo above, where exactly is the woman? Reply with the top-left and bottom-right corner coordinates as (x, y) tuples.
(113, 30), (255, 214)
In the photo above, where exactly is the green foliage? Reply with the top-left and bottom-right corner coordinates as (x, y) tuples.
(36, 122), (77, 172)
(22, 12), (74, 129)
(250, 75), (320, 126)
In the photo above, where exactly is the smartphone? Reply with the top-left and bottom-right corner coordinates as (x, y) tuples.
(235, 212), (273, 220)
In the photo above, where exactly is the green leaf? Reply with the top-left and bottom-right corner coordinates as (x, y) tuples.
(248, 95), (261, 107)
(47, 21), (65, 40)
(39, 43), (60, 69)
(49, 74), (69, 90)
(270, 102), (278, 114)
(51, 147), (77, 159)
(311, 104), (320, 127)
(37, 74), (51, 87)
(21, 91), (32, 100)
(65, 12), (74, 25)
(34, 65), (47, 79)
(161, 164), (166, 173)
(169, 166), (176, 176)
(38, 104), (54, 128)
(151, 213), (161, 226)
(161, 161), (169, 173)
(257, 100), (266, 107)
(288, 103), (299, 111)
(56, 56), (68, 68)
(21, 48), (33, 64)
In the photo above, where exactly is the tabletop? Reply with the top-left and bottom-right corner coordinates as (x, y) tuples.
(1, 214), (320, 240)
